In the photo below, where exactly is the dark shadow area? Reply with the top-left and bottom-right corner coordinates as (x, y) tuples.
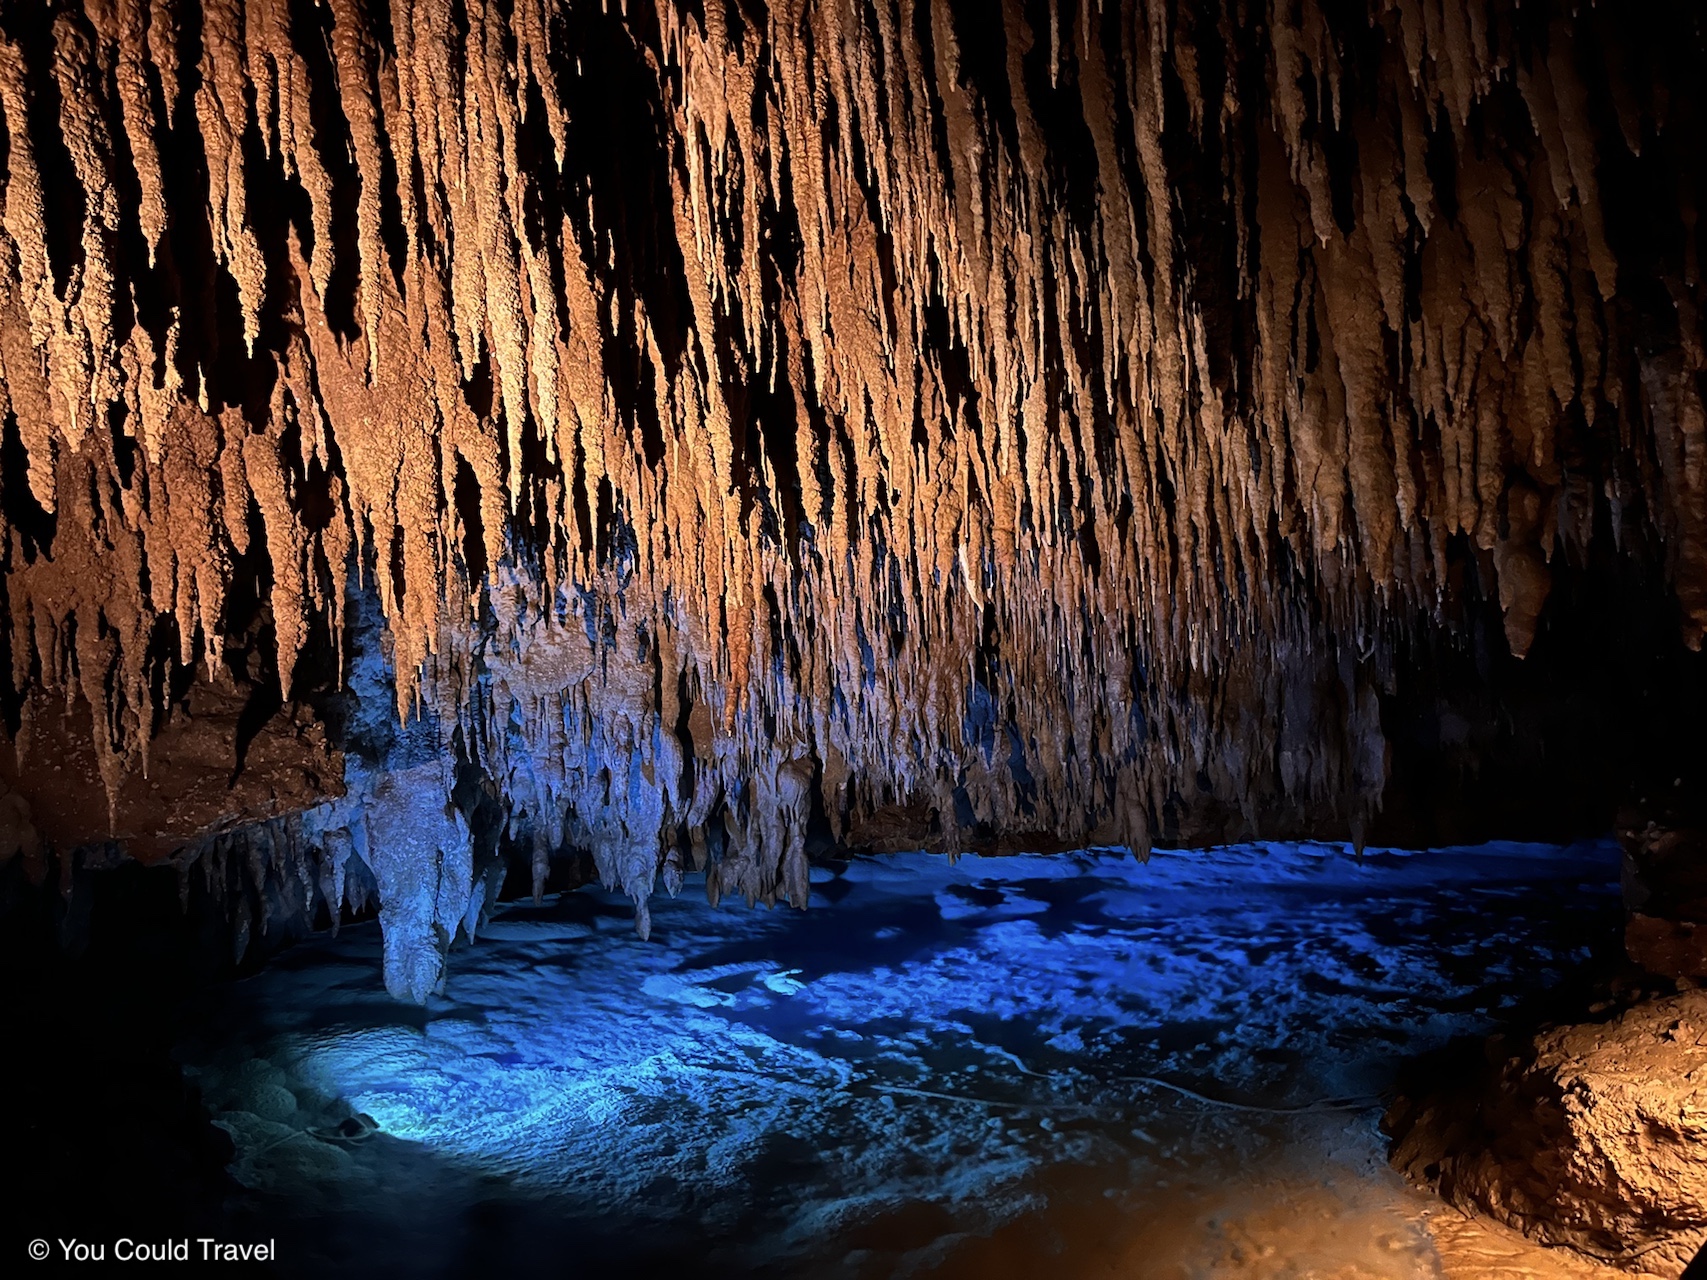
(0, 861), (242, 1256)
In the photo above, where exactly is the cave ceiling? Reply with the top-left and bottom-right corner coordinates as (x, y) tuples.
(0, 0), (1704, 993)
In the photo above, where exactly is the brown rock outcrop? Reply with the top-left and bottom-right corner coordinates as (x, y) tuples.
(0, 674), (342, 869)
(1386, 992), (1707, 1275)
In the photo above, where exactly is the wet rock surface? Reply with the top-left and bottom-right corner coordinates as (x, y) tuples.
(178, 840), (1620, 1278)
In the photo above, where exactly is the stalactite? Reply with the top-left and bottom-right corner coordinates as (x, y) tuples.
(1, 0), (1705, 995)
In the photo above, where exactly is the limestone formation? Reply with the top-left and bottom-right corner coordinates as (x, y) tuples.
(1387, 991), (1707, 1276)
(0, 0), (1704, 988)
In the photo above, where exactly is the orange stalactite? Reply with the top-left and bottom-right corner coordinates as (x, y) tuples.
(0, 0), (1703, 967)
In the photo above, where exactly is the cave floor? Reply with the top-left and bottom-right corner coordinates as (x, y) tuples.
(179, 841), (1626, 1279)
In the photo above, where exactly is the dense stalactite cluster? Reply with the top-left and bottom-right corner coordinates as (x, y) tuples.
(1, 0), (1705, 991)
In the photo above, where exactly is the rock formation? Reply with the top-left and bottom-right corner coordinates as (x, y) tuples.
(0, 0), (1705, 998)
(1386, 990), (1707, 1276)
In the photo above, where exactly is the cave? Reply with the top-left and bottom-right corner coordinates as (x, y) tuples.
(0, 0), (1704, 1275)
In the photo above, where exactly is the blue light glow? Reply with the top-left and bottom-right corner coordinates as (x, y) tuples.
(180, 840), (1619, 1275)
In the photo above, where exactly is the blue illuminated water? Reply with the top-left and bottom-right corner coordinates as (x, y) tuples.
(178, 840), (1620, 1278)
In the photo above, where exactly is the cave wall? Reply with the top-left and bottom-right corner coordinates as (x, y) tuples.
(1, 0), (1706, 993)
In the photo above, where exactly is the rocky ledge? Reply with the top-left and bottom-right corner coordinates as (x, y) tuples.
(1386, 990), (1707, 1276)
